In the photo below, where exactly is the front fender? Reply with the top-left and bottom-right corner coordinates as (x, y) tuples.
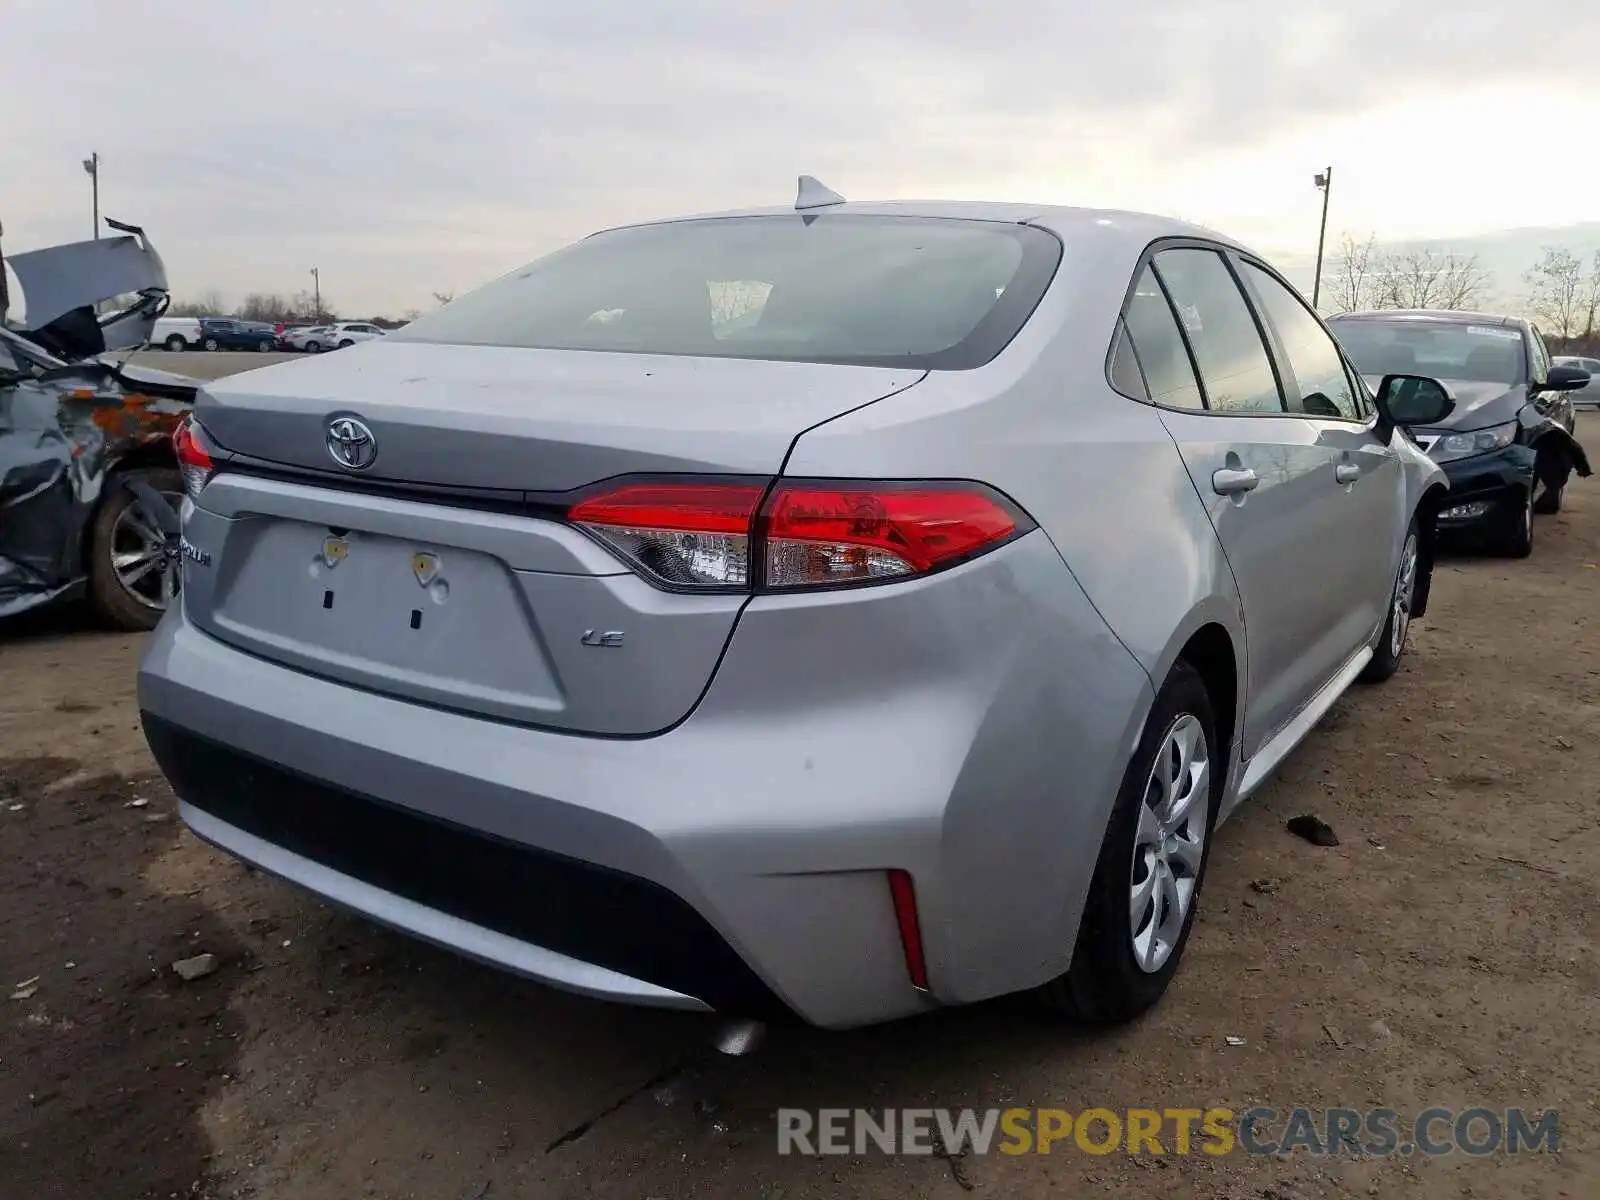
(1520, 408), (1592, 485)
(1409, 481), (1450, 620)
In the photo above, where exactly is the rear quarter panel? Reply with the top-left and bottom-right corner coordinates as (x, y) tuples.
(779, 232), (1250, 980)
(782, 230), (1244, 729)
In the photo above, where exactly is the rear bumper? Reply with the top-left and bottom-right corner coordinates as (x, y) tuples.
(138, 531), (1152, 1028)
(1435, 445), (1535, 530)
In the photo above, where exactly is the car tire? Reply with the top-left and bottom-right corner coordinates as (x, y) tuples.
(1494, 488), (1534, 558)
(338, 339), (355, 349)
(1039, 658), (1219, 1025)
(164, 335), (186, 352)
(256, 341), (273, 353)
(203, 337), (220, 352)
(1359, 520), (1419, 684)
(87, 467), (184, 633)
(306, 341), (322, 353)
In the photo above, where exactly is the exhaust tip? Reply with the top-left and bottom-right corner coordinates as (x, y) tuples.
(712, 1019), (765, 1057)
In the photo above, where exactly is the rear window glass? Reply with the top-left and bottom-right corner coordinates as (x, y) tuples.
(392, 215), (1062, 369)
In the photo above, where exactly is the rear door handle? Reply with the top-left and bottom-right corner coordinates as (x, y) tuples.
(1211, 467), (1259, 496)
(1334, 463), (1362, 484)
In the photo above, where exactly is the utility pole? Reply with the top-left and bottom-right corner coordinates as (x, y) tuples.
(1312, 166), (1333, 311)
(310, 266), (321, 319)
(83, 153), (100, 240)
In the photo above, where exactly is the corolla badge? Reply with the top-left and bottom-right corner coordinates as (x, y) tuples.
(325, 415), (378, 470)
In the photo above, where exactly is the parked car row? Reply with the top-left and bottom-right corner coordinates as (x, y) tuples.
(9, 197), (1592, 1041)
(148, 316), (388, 352)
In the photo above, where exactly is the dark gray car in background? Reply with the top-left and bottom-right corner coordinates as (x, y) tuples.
(1329, 310), (1591, 557)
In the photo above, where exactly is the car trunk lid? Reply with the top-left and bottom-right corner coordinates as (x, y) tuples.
(196, 341), (923, 490)
(183, 343), (924, 734)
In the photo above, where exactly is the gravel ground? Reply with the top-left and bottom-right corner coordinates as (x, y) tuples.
(1, 478), (1596, 1199)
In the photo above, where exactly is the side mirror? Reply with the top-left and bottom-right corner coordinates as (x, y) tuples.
(1374, 374), (1454, 439)
(1537, 364), (1591, 393)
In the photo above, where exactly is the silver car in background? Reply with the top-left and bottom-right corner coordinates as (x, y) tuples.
(1553, 354), (1600, 411)
(138, 185), (1450, 1029)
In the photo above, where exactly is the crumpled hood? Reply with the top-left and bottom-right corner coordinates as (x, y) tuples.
(9, 232), (168, 330)
(6, 223), (169, 357)
(1361, 375), (1524, 431)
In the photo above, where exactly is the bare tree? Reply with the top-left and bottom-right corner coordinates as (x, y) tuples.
(431, 291), (454, 306)
(1328, 233), (1378, 313)
(239, 292), (291, 322)
(1371, 249), (1488, 311)
(1524, 247), (1600, 339)
(168, 288), (227, 317)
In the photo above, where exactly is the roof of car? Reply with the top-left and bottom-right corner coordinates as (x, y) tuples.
(602, 199), (1251, 256)
(1328, 309), (1523, 327)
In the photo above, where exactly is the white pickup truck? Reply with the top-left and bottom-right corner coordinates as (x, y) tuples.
(151, 315), (202, 351)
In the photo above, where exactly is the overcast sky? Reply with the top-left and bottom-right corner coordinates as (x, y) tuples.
(8, 0), (1600, 316)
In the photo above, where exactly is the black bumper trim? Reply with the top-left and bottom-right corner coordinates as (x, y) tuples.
(141, 714), (788, 1017)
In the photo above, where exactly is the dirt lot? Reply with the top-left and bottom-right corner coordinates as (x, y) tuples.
(2, 484), (1597, 1200)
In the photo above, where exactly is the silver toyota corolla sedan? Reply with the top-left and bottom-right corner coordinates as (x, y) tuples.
(138, 183), (1451, 1030)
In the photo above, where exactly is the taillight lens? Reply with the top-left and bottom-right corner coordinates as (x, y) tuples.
(763, 482), (1021, 588)
(567, 477), (1029, 592)
(568, 482), (765, 589)
(172, 416), (216, 500)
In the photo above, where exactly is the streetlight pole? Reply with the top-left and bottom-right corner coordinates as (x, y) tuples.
(82, 153), (100, 240)
(310, 267), (321, 319)
(1312, 166), (1333, 311)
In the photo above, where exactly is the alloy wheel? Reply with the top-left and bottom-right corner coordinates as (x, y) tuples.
(1129, 714), (1210, 974)
(1390, 531), (1418, 659)
(110, 490), (184, 611)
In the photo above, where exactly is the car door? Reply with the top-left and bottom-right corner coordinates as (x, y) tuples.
(1235, 258), (1404, 658)
(1126, 245), (1365, 757)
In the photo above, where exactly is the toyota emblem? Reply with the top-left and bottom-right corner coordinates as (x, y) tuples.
(325, 415), (377, 470)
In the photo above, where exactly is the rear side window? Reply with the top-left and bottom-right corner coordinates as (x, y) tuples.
(1241, 262), (1362, 420)
(1109, 319), (1146, 399)
(1152, 249), (1284, 414)
(1121, 267), (1205, 411)
(391, 215), (1063, 369)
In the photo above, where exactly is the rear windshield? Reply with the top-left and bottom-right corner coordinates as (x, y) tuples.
(392, 215), (1062, 369)
(1329, 318), (1528, 386)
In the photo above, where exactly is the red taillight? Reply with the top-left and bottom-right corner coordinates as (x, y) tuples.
(567, 478), (1027, 591)
(568, 482), (765, 589)
(172, 416), (215, 500)
(887, 869), (929, 992)
(762, 482), (1020, 588)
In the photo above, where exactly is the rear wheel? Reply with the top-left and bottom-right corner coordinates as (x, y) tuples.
(87, 468), (184, 632)
(164, 335), (186, 352)
(338, 338), (355, 349)
(1493, 487), (1534, 558)
(256, 340), (273, 352)
(305, 340), (322, 352)
(1040, 660), (1218, 1024)
(203, 337), (220, 352)
(1360, 522), (1418, 683)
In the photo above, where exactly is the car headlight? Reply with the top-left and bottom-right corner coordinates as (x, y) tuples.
(1428, 421), (1518, 463)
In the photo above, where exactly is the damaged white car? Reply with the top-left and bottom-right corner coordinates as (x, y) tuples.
(1, 219), (197, 628)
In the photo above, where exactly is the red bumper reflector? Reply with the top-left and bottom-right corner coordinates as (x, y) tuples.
(887, 868), (929, 992)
